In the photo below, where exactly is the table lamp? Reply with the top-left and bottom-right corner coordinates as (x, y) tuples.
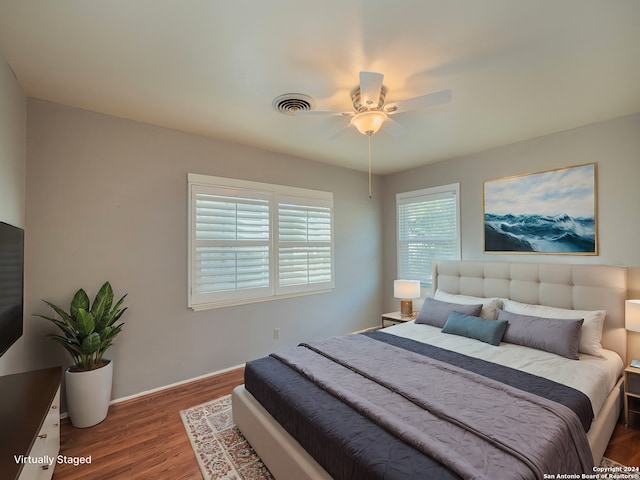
(394, 280), (421, 316)
(626, 299), (640, 367)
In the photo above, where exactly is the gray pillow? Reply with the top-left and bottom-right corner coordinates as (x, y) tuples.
(441, 312), (508, 346)
(498, 309), (583, 360)
(415, 298), (483, 328)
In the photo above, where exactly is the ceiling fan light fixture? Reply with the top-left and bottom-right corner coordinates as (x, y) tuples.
(351, 110), (388, 135)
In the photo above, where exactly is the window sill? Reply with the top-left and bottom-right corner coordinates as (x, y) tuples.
(189, 288), (334, 311)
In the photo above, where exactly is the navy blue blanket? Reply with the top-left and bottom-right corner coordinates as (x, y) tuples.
(244, 331), (593, 480)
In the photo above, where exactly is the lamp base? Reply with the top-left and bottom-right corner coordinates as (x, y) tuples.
(400, 299), (413, 316)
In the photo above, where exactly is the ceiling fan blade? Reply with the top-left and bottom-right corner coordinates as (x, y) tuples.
(385, 89), (452, 114)
(381, 117), (408, 138)
(293, 109), (353, 117)
(359, 71), (384, 108)
(329, 122), (353, 140)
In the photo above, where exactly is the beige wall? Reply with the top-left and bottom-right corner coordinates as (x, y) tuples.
(25, 99), (383, 400)
(0, 56), (26, 375)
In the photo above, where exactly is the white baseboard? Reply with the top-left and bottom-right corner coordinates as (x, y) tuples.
(59, 363), (245, 419)
(112, 363), (246, 405)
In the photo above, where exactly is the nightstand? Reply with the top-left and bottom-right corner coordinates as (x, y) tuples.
(381, 311), (417, 328)
(624, 365), (640, 427)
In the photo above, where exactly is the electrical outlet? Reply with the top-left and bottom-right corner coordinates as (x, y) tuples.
(273, 328), (280, 339)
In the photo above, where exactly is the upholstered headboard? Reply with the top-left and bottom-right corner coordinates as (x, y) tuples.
(432, 261), (628, 362)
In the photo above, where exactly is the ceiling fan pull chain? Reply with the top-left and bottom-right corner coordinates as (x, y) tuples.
(368, 133), (372, 199)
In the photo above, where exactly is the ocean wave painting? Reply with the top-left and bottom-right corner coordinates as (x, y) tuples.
(483, 164), (597, 254)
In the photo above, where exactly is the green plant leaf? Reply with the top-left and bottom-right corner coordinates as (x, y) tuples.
(70, 289), (90, 318)
(91, 282), (114, 327)
(102, 294), (127, 327)
(48, 334), (82, 351)
(42, 300), (74, 326)
(110, 306), (127, 325)
(100, 326), (113, 339)
(48, 335), (83, 364)
(76, 308), (95, 336)
(40, 284), (126, 370)
(35, 314), (77, 338)
(99, 338), (112, 351)
(105, 323), (122, 340)
(81, 332), (101, 355)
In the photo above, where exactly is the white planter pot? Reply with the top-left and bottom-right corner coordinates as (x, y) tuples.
(65, 359), (113, 428)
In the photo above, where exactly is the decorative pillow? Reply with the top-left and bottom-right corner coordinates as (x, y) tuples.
(502, 299), (605, 357)
(415, 298), (483, 328)
(497, 309), (583, 360)
(442, 312), (508, 346)
(434, 290), (502, 320)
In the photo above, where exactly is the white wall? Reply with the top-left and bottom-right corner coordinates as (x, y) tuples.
(25, 99), (383, 400)
(382, 113), (640, 312)
(0, 55), (26, 375)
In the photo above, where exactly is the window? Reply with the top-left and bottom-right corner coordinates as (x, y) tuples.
(396, 183), (460, 289)
(188, 174), (334, 310)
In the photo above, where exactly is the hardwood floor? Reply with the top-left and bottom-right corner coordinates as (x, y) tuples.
(604, 415), (640, 467)
(53, 367), (640, 479)
(53, 367), (245, 480)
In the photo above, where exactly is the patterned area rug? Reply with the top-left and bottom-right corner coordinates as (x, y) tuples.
(599, 457), (640, 479)
(181, 394), (635, 480)
(180, 394), (273, 480)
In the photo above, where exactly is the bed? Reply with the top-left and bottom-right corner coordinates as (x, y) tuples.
(232, 261), (627, 479)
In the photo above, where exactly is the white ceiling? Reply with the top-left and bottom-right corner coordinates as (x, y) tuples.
(1, 0), (639, 175)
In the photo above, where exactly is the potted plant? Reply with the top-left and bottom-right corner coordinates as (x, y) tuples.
(36, 281), (127, 428)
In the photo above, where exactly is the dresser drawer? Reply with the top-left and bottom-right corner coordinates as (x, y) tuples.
(17, 387), (60, 480)
(17, 459), (55, 480)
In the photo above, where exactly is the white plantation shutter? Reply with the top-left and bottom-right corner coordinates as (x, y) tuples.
(277, 195), (334, 294)
(191, 186), (272, 305)
(397, 184), (460, 288)
(188, 174), (334, 309)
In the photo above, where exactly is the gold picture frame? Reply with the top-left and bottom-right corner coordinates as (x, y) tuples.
(483, 163), (597, 255)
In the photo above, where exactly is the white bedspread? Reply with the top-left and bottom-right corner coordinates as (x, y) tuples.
(383, 321), (623, 420)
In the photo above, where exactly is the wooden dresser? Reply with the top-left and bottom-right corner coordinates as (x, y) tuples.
(0, 367), (62, 480)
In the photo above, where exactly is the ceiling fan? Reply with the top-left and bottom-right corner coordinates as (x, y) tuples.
(276, 71), (452, 197)
(294, 71), (452, 138)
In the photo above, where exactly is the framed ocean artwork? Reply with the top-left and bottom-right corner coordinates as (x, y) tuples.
(483, 163), (597, 255)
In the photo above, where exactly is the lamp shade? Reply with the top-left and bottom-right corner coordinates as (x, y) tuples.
(394, 280), (421, 299)
(351, 110), (388, 135)
(626, 299), (640, 332)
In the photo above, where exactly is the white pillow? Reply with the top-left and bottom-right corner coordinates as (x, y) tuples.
(434, 290), (502, 320)
(501, 299), (605, 357)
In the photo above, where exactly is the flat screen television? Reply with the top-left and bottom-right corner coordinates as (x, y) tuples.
(0, 221), (24, 357)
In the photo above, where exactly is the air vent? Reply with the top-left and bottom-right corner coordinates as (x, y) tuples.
(273, 93), (315, 114)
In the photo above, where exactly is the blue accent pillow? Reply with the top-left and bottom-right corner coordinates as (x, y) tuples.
(441, 312), (508, 346)
(498, 309), (583, 360)
(415, 298), (483, 328)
